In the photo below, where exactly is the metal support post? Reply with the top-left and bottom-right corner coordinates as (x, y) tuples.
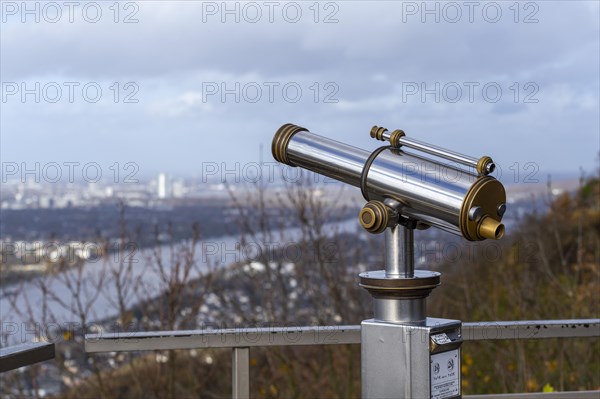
(360, 220), (462, 399)
(385, 225), (414, 278)
(232, 347), (250, 399)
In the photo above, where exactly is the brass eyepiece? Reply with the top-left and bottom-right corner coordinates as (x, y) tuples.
(478, 216), (505, 240)
(460, 176), (506, 241)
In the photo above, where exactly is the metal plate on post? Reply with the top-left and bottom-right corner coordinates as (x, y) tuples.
(430, 349), (460, 399)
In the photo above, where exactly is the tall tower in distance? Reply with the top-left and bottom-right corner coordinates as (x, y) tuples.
(157, 173), (171, 199)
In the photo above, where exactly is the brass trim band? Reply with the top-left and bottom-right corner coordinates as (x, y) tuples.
(358, 270), (441, 299)
(360, 146), (392, 201)
(389, 129), (406, 148)
(271, 123), (308, 166)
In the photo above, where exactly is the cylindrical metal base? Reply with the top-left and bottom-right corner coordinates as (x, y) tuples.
(360, 269), (439, 324)
(373, 297), (426, 324)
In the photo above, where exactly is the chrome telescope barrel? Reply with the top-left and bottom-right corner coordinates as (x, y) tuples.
(272, 124), (506, 241)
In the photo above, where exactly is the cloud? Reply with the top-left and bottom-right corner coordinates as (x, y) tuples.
(1, 1), (598, 177)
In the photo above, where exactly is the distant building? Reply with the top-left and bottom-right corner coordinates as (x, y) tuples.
(172, 179), (185, 198)
(157, 173), (171, 199)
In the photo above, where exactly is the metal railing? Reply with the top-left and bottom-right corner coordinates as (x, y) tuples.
(0, 342), (55, 373)
(84, 318), (600, 398)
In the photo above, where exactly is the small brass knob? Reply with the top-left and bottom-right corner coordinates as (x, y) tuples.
(359, 201), (391, 234)
(370, 126), (388, 141)
(477, 156), (495, 175)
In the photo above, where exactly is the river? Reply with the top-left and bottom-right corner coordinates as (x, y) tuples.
(0, 219), (358, 344)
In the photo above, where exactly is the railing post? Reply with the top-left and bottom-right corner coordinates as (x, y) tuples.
(232, 347), (250, 399)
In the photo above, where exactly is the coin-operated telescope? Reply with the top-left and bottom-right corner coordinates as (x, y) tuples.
(272, 123), (507, 399)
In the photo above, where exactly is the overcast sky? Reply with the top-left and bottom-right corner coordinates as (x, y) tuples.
(1, 1), (599, 184)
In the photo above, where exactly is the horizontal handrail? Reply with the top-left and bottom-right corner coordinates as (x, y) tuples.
(81, 319), (600, 399)
(85, 319), (600, 353)
(0, 342), (55, 373)
(86, 325), (361, 352)
(465, 391), (600, 398)
(462, 319), (600, 340)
